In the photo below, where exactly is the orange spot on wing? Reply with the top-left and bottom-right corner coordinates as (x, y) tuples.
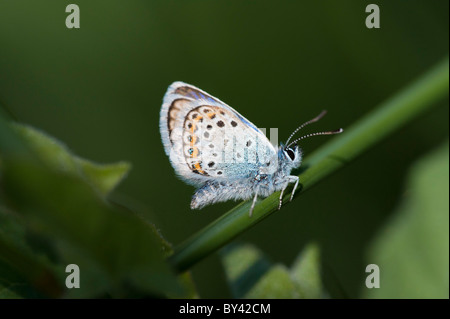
(190, 147), (199, 158)
(190, 135), (197, 147)
(193, 162), (206, 175)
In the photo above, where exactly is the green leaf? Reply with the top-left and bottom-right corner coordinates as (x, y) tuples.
(171, 272), (199, 299)
(0, 207), (63, 298)
(0, 119), (186, 298)
(221, 243), (272, 298)
(12, 123), (130, 197)
(290, 243), (323, 299)
(364, 142), (449, 299)
(245, 264), (299, 299)
(0, 260), (45, 299)
(2, 158), (182, 298)
(76, 159), (130, 197)
(0, 264), (27, 299)
(221, 242), (324, 298)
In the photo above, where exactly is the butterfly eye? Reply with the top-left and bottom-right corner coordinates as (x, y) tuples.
(285, 148), (295, 161)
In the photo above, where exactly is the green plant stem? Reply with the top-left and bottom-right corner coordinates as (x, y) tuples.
(168, 57), (449, 273)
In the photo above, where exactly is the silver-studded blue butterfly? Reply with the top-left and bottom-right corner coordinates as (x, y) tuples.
(160, 82), (343, 216)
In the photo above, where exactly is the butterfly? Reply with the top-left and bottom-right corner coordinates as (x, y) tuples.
(159, 82), (343, 217)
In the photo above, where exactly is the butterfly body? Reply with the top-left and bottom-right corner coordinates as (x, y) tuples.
(190, 145), (301, 210)
(159, 82), (334, 216)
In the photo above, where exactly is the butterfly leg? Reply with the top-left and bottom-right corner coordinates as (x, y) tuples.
(249, 186), (260, 217)
(278, 187), (285, 210)
(289, 176), (299, 201)
(278, 176), (299, 210)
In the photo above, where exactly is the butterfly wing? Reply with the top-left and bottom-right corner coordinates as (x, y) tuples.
(160, 82), (277, 186)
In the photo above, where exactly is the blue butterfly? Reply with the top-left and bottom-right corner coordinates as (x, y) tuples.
(160, 82), (342, 216)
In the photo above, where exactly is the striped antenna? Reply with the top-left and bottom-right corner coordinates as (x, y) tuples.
(286, 128), (343, 149)
(285, 110), (328, 146)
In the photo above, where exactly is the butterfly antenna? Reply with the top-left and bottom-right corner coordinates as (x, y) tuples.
(285, 110), (328, 146)
(286, 128), (343, 149)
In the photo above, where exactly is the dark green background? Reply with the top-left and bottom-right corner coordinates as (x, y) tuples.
(0, 1), (448, 298)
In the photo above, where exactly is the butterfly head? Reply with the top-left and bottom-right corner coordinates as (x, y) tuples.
(280, 144), (303, 169)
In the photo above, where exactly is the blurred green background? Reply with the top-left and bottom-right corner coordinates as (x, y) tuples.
(0, 0), (448, 298)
